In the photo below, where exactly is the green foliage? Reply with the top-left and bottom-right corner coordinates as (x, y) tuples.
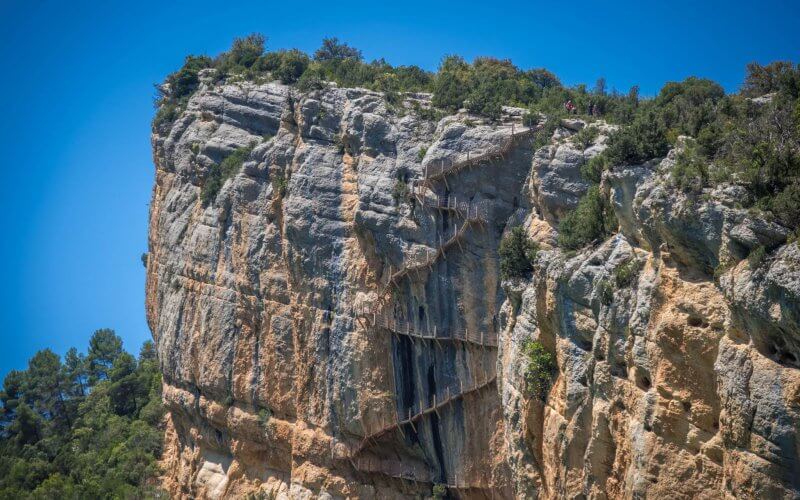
(748, 245), (767, 268)
(87, 329), (123, 384)
(431, 55), (470, 111)
(314, 37), (362, 62)
(272, 172), (288, 198)
(431, 56), (565, 119)
(741, 61), (800, 98)
(201, 145), (254, 205)
(558, 186), (618, 250)
(165, 55), (213, 100)
(572, 125), (599, 150)
(257, 49), (310, 84)
(605, 108), (669, 165)
(598, 279), (614, 305)
(153, 38), (800, 233)
(672, 140), (709, 192)
(767, 181), (800, 228)
(296, 70), (324, 92)
(580, 154), (607, 184)
(522, 340), (556, 400)
(0, 334), (165, 498)
(432, 483), (447, 498)
(257, 408), (272, 428)
(614, 258), (641, 288)
(417, 146), (428, 162)
(152, 100), (181, 130)
(392, 174), (409, 205)
(141, 252), (148, 268)
(499, 226), (538, 280)
(216, 33), (266, 76)
(531, 114), (562, 150)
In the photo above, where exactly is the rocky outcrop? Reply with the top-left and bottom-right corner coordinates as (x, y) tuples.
(147, 78), (799, 498)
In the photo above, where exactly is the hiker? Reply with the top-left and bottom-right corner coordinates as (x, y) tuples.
(565, 99), (575, 114)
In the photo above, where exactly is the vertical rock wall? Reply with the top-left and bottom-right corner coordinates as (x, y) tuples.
(147, 78), (799, 499)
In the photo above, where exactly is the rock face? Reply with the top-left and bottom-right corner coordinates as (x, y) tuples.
(147, 79), (800, 498)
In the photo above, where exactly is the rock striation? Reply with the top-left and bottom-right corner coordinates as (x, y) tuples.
(147, 78), (799, 498)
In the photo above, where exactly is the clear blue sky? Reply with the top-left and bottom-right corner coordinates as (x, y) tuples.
(1, 0), (798, 379)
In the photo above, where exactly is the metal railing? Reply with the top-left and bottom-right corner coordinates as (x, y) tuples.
(421, 123), (538, 183)
(354, 304), (498, 348)
(350, 373), (497, 457)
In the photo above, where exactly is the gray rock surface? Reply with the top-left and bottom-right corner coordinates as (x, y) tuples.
(148, 78), (800, 499)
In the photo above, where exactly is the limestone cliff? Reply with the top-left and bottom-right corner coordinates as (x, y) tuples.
(147, 75), (799, 498)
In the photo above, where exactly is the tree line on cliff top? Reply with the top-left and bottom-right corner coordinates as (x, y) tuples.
(155, 34), (800, 240)
(0, 329), (166, 499)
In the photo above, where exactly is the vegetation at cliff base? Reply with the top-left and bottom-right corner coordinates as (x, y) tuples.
(499, 226), (538, 279)
(0, 330), (165, 499)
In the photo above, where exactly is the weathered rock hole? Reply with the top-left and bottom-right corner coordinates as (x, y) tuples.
(777, 349), (798, 367)
(611, 362), (627, 378)
(578, 338), (593, 351)
(687, 316), (707, 328)
(682, 401), (692, 413)
(637, 375), (652, 391)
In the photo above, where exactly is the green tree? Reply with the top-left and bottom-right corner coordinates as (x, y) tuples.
(63, 347), (88, 398)
(499, 227), (538, 279)
(25, 350), (72, 428)
(523, 340), (556, 401)
(217, 33), (266, 74)
(87, 329), (123, 383)
(313, 37), (362, 62)
(558, 186), (618, 250)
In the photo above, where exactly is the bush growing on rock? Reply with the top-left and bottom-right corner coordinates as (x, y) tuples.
(604, 109), (669, 165)
(499, 226), (538, 280)
(672, 140), (709, 192)
(614, 258), (641, 288)
(216, 33), (266, 76)
(598, 278), (615, 305)
(201, 145), (254, 205)
(432, 483), (447, 498)
(748, 245), (767, 268)
(572, 125), (599, 150)
(580, 154), (607, 184)
(523, 339), (556, 401)
(392, 178), (409, 205)
(558, 186), (618, 250)
(256, 49), (310, 83)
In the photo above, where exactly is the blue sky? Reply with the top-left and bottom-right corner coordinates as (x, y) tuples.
(0, 0), (798, 378)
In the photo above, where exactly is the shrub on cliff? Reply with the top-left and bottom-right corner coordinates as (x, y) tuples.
(523, 339), (556, 401)
(614, 258), (641, 288)
(166, 55), (213, 100)
(216, 33), (266, 75)
(201, 145), (254, 205)
(499, 226), (538, 280)
(604, 109), (669, 165)
(558, 186), (618, 250)
(672, 140), (709, 192)
(580, 154), (607, 184)
(256, 49), (310, 84)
